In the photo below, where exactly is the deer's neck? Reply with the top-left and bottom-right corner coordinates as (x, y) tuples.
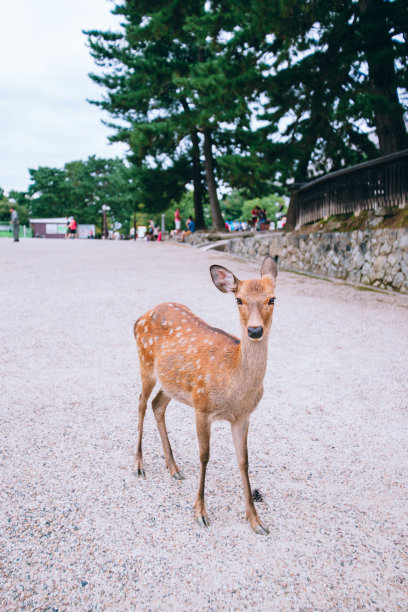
(236, 333), (269, 388)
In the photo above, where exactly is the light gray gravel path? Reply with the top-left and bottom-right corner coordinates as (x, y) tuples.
(1, 238), (407, 611)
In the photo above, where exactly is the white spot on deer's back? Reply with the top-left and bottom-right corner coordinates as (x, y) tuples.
(139, 319), (145, 326)
(149, 338), (153, 345)
(154, 336), (158, 341)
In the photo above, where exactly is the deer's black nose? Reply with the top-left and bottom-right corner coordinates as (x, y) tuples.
(248, 326), (263, 339)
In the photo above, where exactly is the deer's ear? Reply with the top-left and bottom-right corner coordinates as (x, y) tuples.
(261, 256), (278, 283)
(210, 265), (240, 293)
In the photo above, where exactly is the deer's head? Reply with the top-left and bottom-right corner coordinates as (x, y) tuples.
(210, 256), (278, 341)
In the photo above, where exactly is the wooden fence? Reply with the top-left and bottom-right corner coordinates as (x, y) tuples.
(289, 149), (408, 228)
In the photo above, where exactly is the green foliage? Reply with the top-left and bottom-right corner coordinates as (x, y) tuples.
(85, 0), (408, 202)
(222, 191), (247, 221)
(157, 191), (195, 232)
(0, 197), (29, 225)
(239, 195), (286, 224)
(27, 157), (138, 227)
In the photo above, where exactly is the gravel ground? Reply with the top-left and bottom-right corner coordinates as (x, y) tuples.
(1, 238), (407, 611)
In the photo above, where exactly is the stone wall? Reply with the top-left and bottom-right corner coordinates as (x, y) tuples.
(224, 229), (408, 293)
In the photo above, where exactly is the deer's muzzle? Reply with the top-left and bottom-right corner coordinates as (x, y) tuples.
(248, 326), (263, 339)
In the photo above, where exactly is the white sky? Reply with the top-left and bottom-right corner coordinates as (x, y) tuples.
(0, 0), (128, 194)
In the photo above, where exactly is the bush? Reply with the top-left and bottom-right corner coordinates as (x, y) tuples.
(240, 195), (286, 224)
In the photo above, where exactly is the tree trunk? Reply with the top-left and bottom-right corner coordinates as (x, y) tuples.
(203, 128), (224, 231)
(359, 0), (408, 154)
(191, 128), (205, 229)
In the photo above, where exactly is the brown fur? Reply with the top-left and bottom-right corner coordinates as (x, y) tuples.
(134, 256), (278, 534)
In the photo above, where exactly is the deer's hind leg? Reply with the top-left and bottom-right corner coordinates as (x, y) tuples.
(152, 389), (184, 480)
(135, 371), (155, 478)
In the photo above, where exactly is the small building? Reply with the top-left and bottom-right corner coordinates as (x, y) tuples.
(30, 218), (67, 238)
(30, 218), (95, 239)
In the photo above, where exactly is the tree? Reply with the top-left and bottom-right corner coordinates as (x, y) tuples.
(0, 197), (29, 226)
(358, 0), (408, 154)
(85, 2), (209, 228)
(28, 167), (69, 218)
(85, 0), (408, 216)
(86, 1), (269, 230)
(253, 0), (408, 182)
(27, 157), (138, 228)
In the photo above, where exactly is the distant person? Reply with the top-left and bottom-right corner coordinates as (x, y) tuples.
(250, 206), (258, 228)
(174, 207), (181, 234)
(10, 207), (19, 242)
(259, 208), (268, 230)
(68, 217), (77, 238)
(181, 216), (195, 242)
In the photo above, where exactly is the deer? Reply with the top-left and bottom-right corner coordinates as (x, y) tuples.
(133, 255), (278, 535)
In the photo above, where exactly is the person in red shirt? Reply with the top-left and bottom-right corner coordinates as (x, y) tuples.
(68, 217), (77, 238)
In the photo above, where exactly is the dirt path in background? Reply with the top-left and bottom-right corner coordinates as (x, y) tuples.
(1, 238), (407, 610)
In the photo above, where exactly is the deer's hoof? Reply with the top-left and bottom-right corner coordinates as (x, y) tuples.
(137, 468), (146, 478)
(172, 471), (185, 480)
(196, 515), (210, 528)
(253, 523), (270, 536)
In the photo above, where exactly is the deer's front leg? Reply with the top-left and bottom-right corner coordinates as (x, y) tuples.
(194, 410), (211, 527)
(231, 418), (269, 535)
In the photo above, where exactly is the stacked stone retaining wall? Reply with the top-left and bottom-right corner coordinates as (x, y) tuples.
(224, 229), (408, 293)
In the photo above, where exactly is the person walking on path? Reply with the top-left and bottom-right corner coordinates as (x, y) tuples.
(10, 207), (19, 242)
(68, 217), (77, 239)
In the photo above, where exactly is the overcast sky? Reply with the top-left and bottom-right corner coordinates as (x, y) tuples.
(0, 0), (128, 194)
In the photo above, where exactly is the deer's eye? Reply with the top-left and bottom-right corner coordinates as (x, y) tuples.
(268, 297), (276, 305)
(236, 297), (243, 305)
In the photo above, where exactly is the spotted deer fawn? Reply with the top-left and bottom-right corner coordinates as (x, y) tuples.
(134, 256), (278, 535)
